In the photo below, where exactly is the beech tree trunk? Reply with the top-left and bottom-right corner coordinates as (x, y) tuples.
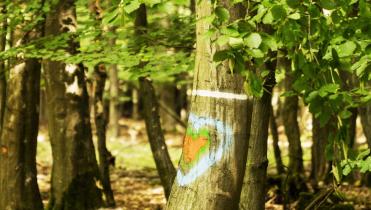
(310, 117), (330, 188)
(139, 77), (176, 198)
(270, 103), (284, 175)
(239, 64), (276, 210)
(88, 1), (116, 206)
(108, 60), (120, 140)
(0, 58), (43, 210)
(135, 5), (176, 199)
(359, 81), (371, 186)
(0, 5), (6, 133)
(0, 6), (44, 209)
(43, 0), (102, 209)
(157, 83), (177, 132)
(93, 65), (116, 207)
(281, 69), (304, 175)
(166, 1), (250, 209)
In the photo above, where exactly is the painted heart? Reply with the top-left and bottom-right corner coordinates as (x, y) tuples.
(176, 113), (233, 186)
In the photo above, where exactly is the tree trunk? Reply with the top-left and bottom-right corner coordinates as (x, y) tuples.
(239, 66), (276, 210)
(281, 72), (304, 175)
(93, 65), (116, 207)
(108, 61), (120, 140)
(157, 83), (177, 132)
(0, 4), (7, 133)
(139, 77), (176, 199)
(88, 1), (116, 206)
(166, 2), (250, 209)
(131, 87), (140, 120)
(43, 0), (103, 209)
(270, 103), (284, 175)
(358, 81), (371, 186)
(0, 6), (44, 208)
(359, 101), (371, 149)
(0, 58), (44, 210)
(135, 5), (176, 199)
(310, 116), (330, 188)
(107, 27), (120, 140)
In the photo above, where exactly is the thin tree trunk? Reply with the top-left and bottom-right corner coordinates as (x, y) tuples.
(135, 5), (176, 199)
(0, 50), (43, 210)
(93, 65), (116, 207)
(157, 83), (177, 132)
(0, 4), (7, 133)
(281, 70), (304, 175)
(108, 60), (120, 140)
(43, 0), (103, 209)
(131, 87), (140, 120)
(88, 1), (116, 206)
(358, 81), (371, 186)
(310, 116), (330, 188)
(139, 77), (176, 199)
(359, 103), (371, 149)
(167, 1), (250, 209)
(239, 66), (276, 210)
(270, 103), (284, 175)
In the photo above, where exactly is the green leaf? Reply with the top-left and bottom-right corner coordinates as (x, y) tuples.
(288, 13), (301, 20)
(318, 83), (339, 97)
(248, 49), (264, 58)
(339, 109), (352, 119)
(244, 72), (263, 97)
(336, 41), (357, 57)
(271, 5), (286, 20)
(213, 50), (232, 62)
(286, 0), (300, 8)
(245, 33), (262, 48)
(263, 36), (278, 51)
(342, 164), (352, 176)
(124, 0), (141, 14)
(262, 11), (274, 24)
(357, 149), (370, 160)
(216, 35), (229, 46)
(320, 0), (337, 10)
(215, 7), (230, 22)
(229, 37), (244, 49)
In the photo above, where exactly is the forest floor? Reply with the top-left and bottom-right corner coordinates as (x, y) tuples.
(36, 118), (371, 210)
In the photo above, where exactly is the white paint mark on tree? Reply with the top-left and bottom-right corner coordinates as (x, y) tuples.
(192, 89), (248, 100)
(65, 76), (82, 95)
(65, 64), (77, 75)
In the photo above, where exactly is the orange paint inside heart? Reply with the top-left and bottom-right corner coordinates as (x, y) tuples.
(183, 135), (208, 163)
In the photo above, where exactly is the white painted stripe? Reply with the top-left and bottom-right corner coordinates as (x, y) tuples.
(192, 89), (248, 100)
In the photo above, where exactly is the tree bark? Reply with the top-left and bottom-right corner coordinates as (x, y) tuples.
(281, 70), (304, 175)
(358, 81), (371, 186)
(0, 4), (7, 133)
(135, 4), (176, 199)
(239, 65), (276, 210)
(157, 83), (177, 132)
(0, 58), (44, 210)
(166, 1), (250, 209)
(108, 56), (120, 140)
(139, 77), (176, 199)
(270, 103), (284, 175)
(93, 65), (115, 207)
(43, 0), (103, 209)
(88, 1), (116, 206)
(0, 4), (44, 208)
(310, 116), (330, 188)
